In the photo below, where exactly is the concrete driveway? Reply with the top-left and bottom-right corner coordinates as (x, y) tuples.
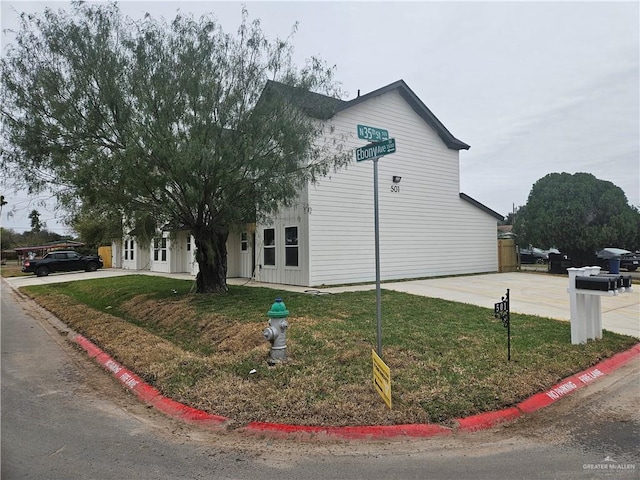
(308, 272), (639, 339)
(379, 273), (639, 338)
(5, 269), (639, 338)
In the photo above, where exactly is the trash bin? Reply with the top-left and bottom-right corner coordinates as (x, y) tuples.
(608, 257), (621, 274)
(548, 252), (570, 274)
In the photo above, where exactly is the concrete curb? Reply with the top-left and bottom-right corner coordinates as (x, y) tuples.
(71, 333), (640, 441)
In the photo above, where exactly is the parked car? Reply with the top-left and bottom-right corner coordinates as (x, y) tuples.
(22, 250), (103, 277)
(519, 247), (549, 264)
(595, 248), (639, 272)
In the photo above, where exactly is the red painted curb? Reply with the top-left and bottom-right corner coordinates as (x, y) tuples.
(74, 334), (103, 358)
(72, 333), (640, 440)
(517, 344), (640, 414)
(72, 334), (228, 426)
(151, 396), (228, 425)
(596, 344), (640, 373)
(456, 407), (521, 432)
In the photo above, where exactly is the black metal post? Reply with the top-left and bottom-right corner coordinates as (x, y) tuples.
(494, 288), (511, 361)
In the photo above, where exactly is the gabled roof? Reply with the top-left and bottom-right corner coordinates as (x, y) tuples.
(261, 81), (347, 120)
(459, 193), (504, 221)
(265, 79), (470, 151)
(338, 80), (470, 151)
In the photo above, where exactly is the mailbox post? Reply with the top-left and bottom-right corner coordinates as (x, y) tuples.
(567, 267), (633, 344)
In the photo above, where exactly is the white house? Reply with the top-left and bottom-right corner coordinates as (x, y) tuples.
(113, 79), (503, 286)
(252, 80), (502, 286)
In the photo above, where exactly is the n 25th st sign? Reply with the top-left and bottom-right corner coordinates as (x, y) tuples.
(355, 138), (397, 162)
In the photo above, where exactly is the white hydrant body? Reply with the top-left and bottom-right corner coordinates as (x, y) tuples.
(263, 298), (289, 364)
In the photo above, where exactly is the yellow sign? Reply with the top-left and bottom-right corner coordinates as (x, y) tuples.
(372, 349), (392, 409)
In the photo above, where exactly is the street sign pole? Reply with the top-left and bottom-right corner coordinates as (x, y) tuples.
(373, 157), (382, 357)
(354, 129), (397, 358)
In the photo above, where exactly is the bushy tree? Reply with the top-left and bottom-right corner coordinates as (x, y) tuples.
(68, 205), (122, 249)
(1, 2), (350, 293)
(1, 227), (19, 252)
(514, 172), (640, 264)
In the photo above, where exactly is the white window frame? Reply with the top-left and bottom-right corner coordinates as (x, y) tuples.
(284, 225), (299, 269)
(263, 228), (276, 267)
(124, 239), (134, 260)
(154, 237), (167, 262)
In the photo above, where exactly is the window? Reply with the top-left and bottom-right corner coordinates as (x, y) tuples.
(154, 237), (167, 262)
(187, 236), (191, 252)
(124, 239), (134, 261)
(263, 228), (275, 266)
(285, 226), (298, 267)
(241, 232), (248, 251)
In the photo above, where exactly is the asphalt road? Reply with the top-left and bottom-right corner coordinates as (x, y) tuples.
(2, 278), (639, 480)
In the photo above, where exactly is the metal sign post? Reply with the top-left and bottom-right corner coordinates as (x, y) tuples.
(494, 289), (511, 361)
(354, 129), (397, 358)
(373, 157), (382, 357)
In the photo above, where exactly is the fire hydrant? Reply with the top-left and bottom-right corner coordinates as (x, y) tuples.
(263, 297), (289, 365)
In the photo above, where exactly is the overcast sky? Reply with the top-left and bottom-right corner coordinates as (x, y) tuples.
(2, 0), (639, 234)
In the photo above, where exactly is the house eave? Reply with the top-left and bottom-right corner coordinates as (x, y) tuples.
(337, 80), (470, 151)
(459, 193), (503, 220)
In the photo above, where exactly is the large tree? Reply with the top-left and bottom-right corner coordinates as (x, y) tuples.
(1, 3), (350, 293)
(513, 172), (640, 265)
(67, 204), (123, 250)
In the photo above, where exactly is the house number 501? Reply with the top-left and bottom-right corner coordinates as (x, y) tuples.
(390, 185), (400, 193)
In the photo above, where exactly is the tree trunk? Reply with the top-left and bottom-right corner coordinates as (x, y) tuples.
(193, 226), (229, 294)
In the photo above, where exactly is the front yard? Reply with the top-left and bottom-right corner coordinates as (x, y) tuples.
(20, 275), (638, 427)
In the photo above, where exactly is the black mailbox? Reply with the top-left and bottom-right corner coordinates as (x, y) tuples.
(575, 276), (616, 291)
(595, 274), (633, 289)
(594, 274), (623, 290)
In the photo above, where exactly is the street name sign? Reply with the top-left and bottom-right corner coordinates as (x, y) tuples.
(357, 124), (389, 142)
(355, 138), (397, 162)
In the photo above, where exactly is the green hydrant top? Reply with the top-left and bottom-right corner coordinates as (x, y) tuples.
(268, 297), (290, 318)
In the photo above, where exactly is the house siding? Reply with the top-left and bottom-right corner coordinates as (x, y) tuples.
(306, 89), (496, 286)
(227, 230), (254, 278)
(255, 190), (310, 286)
(135, 230), (254, 278)
(120, 237), (150, 271)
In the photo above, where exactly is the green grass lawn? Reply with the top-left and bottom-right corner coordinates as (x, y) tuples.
(22, 275), (638, 427)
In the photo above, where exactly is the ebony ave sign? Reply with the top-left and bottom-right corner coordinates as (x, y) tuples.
(355, 138), (397, 162)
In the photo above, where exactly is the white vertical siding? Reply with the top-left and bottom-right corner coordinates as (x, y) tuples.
(111, 240), (122, 268)
(121, 237), (150, 271)
(255, 189), (310, 286)
(307, 89), (497, 286)
(227, 231), (241, 277)
(170, 231), (194, 273)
